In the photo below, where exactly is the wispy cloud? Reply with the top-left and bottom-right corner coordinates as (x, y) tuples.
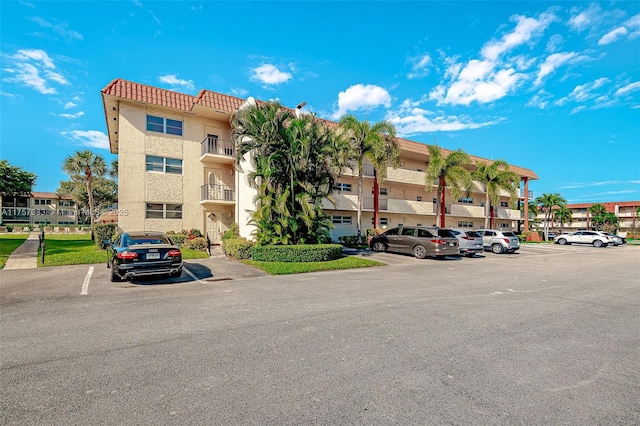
(534, 52), (590, 86)
(330, 84), (391, 119)
(59, 111), (84, 119)
(598, 13), (640, 45)
(250, 64), (292, 86)
(556, 77), (610, 106)
(527, 90), (553, 109)
(64, 101), (76, 109)
(230, 87), (248, 97)
(407, 53), (432, 79)
(28, 16), (83, 40)
(61, 130), (109, 149)
(3, 49), (69, 94)
(615, 81), (640, 97)
(149, 10), (161, 26)
(558, 180), (640, 189)
(158, 74), (195, 91)
(430, 11), (556, 106)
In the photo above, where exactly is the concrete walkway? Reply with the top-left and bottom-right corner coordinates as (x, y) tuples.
(3, 234), (40, 270)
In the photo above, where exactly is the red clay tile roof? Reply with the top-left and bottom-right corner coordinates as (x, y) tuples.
(102, 79), (198, 111)
(566, 201), (640, 210)
(194, 90), (245, 111)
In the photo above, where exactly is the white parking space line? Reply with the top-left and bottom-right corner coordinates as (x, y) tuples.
(81, 266), (94, 295)
(182, 266), (207, 284)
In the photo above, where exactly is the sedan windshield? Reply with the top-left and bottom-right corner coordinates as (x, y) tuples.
(126, 236), (171, 245)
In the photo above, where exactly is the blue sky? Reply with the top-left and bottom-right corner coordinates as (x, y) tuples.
(1, 0), (639, 204)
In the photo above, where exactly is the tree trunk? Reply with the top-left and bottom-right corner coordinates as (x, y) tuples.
(484, 191), (490, 228)
(435, 187), (442, 228)
(439, 176), (446, 228)
(373, 171), (379, 237)
(357, 160), (363, 244)
(86, 172), (95, 241)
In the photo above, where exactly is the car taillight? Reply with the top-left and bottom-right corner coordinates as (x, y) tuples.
(504, 238), (510, 244)
(117, 251), (138, 259)
(167, 249), (181, 257)
(431, 239), (447, 244)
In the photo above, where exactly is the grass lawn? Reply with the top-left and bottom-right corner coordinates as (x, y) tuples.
(243, 255), (385, 275)
(37, 234), (209, 267)
(0, 234), (29, 269)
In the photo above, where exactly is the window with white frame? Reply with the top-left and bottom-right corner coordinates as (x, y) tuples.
(146, 156), (183, 174)
(499, 222), (509, 228)
(458, 197), (473, 204)
(500, 201), (510, 207)
(146, 203), (183, 219)
(379, 187), (388, 195)
(332, 215), (352, 224)
(335, 183), (352, 192)
(146, 115), (183, 136)
(457, 221), (474, 228)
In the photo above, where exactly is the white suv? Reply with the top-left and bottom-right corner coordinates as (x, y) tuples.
(554, 231), (613, 247)
(476, 229), (520, 254)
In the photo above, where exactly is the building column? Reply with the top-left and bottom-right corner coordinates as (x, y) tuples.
(523, 178), (529, 232)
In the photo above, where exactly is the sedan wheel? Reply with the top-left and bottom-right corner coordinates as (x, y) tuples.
(110, 268), (122, 283)
(372, 242), (386, 252)
(557, 238), (567, 245)
(593, 239), (604, 248)
(491, 244), (504, 254)
(412, 245), (427, 259)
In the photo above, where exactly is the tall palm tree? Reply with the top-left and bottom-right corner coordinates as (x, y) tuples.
(232, 101), (351, 244)
(425, 145), (472, 228)
(534, 193), (566, 241)
(588, 203), (606, 230)
(472, 159), (520, 229)
(62, 150), (106, 240)
(553, 205), (573, 230)
(338, 115), (400, 243)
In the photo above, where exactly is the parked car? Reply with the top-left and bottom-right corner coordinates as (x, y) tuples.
(554, 231), (613, 247)
(369, 226), (459, 259)
(476, 229), (520, 254)
(602, 232), (625, 246)
(107, 231), (183, 282)
(449, 228), (484, 257)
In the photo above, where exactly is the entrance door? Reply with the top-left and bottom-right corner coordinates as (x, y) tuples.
(207, 213), (220, 243)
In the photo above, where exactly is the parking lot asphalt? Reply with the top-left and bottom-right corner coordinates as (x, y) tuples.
(1, 244), (639, 425)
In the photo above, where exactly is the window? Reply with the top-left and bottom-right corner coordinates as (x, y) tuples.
(146, 115), (183, 136)
(416, 196), (422, 202)
(457, 221), (474, 228)
(417, 228), (433, 238)
(379, 188), (388, 196)
(500, 222), (509, 228)
(146, 203), (182, 219)
(379, 217), (389, 225)
(146, 156), (183, 174)
(458, 197), (473, 204)
(332, 215), (352, 224)
(60, 200), (74, 207)
(335, 183), (352, 192)
(401, 227), (415, 236)
(500, 201), (510, 207)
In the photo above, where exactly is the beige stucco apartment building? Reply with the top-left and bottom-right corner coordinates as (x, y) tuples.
(101, 79), (538, 244)
(0, 192), (79, 226)
(537, 201), (640, 236)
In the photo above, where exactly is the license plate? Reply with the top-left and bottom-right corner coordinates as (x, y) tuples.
(146, 252), (160, 260)
(448, 242), (456, 246)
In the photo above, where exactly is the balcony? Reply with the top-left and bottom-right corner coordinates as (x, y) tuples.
(450, 204), (486, 218)
(200, 184), (235, 206)
(200, 137), (235, 165)
(495, 208), (523, 220)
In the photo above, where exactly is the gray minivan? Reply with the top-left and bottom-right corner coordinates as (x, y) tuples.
(369, 226), (459, 259)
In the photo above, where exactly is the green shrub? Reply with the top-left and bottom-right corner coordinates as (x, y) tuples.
(221, 223), (240, 241)
(94, 223), (117, 249)
(338, 235), (358, 245)
(222, 237), (254, 259)
(184, 236), (207, 250)
(169, 233), (188, 247)
(251, 244), (343, 262)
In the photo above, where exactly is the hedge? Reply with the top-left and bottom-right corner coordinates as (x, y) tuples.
(250, 244), (343, 262)
(222, 237), (254, 259)
(94, 223), (117, 249)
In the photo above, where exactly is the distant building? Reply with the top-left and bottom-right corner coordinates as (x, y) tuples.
(0, 192), (79, 226)
(538, 201), (640, 235)
(101, 78), (539, 243)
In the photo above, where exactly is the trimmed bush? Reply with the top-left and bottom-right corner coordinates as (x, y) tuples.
(94, 223), (117, 249)
(184, 237), (207, 250)
(251, 244), (343, 262)
(222, 237), (254, 259)
(338, 235), (358, 245)
(221, 223), (240, 241)
(168, 233), (188, 247)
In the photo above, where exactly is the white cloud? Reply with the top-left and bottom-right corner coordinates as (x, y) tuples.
(149, 10), (162, 26)
(59, 111), (84, 119)
(3, 49), (69, 95)
(534, 52), (589, 86)
(28, 16), (83, 40)
(615, 81), (640, 96)
(158, 74), (195, 91)
(598, 27), (628, 45)
(64, 101), (76, 109)
(546, 34), (564, 52)
(430, 12), (554, 106)
(407, 54), (432, 79)
(526, 90), (552, 109)
(230, 87), (248, 97)
(570, 105), (586, 114)
(331, 84), (391, 119)
(556, 77), (609, 106)
(568, 3), (602, 32)
(250, 64), (292, 85)
(61, 130), (109, 149)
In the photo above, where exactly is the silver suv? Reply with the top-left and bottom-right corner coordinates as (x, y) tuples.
(449, 228), (483, 257)
(476, 229), (520, 254)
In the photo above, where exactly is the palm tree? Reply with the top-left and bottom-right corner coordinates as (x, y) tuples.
(425, 144), (472, 228)
(338, 115), (400, 243)
(534, 193), (566, 241)
(62, 150), (106, 240)
(553, 205), (573, 231)
(472, 159), (520, 229)
(232, 101), (351, 244)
